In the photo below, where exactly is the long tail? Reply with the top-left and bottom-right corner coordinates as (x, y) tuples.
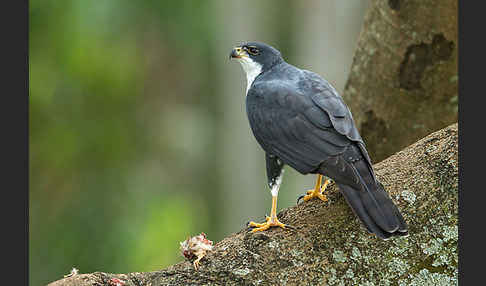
(338, 182), (408, 239)
(321, 145), (408, 239)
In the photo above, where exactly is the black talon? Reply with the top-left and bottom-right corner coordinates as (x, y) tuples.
(297, 194), (306, 204)
(285, 224), (297, 231)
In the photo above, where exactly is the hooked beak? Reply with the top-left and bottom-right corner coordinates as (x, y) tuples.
(229, 47), (247, 59)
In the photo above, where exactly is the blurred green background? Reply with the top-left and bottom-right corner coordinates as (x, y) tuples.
(29, 1), (369, 285)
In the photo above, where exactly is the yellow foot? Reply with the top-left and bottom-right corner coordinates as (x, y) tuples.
(193, 257), (202, 270)
(248, 216), (286, 232)
(300, 178), (330, 203)
(193, 250), (206, 270)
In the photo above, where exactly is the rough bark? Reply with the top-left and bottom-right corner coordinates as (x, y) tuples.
(48, 123), (458, 286)
(342, 0), (458, 162)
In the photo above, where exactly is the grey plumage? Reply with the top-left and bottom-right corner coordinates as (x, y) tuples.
(232, 42), (407, 239)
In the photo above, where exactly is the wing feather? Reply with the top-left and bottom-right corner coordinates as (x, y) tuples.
(246, 80), (353, 174)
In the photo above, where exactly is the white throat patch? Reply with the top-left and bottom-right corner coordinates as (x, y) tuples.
(237, 56), (262, 94)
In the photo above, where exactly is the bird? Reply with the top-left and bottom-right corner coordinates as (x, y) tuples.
(180, 232), (214, 270)
(229, 42), (408, 239)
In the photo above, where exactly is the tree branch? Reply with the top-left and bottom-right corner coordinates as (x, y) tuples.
(48, 123), (458, 286)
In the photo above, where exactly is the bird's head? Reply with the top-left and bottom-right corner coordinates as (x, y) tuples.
(229, 42), (283, 77)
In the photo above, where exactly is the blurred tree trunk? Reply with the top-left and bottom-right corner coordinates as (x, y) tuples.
(292, 1), (369, 94)
(342, 0), (458, 162)
(212, 0), (299, 238)
(47, 123), (458, 286)
(212, 0), (271, 238)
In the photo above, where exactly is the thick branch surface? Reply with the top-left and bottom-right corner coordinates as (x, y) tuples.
(48, 123), (458, 286)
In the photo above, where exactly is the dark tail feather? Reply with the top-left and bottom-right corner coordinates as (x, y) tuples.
(338, 184), (394, 239)
(337, 162), (408, 239)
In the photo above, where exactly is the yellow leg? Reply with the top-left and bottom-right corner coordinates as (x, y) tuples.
(301, 174), (329, 202)
(193, 249), (206, 270)
(248, 195), (286, 232)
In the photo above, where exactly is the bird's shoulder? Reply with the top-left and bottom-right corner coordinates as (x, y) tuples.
(247, 64), (308, 107)
(250, 63), (337, 100)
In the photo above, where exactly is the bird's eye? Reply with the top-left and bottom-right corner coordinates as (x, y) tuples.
(247, 47), (259, 56)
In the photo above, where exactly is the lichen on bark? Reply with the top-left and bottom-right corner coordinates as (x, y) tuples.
(48, 123), (458, 286)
